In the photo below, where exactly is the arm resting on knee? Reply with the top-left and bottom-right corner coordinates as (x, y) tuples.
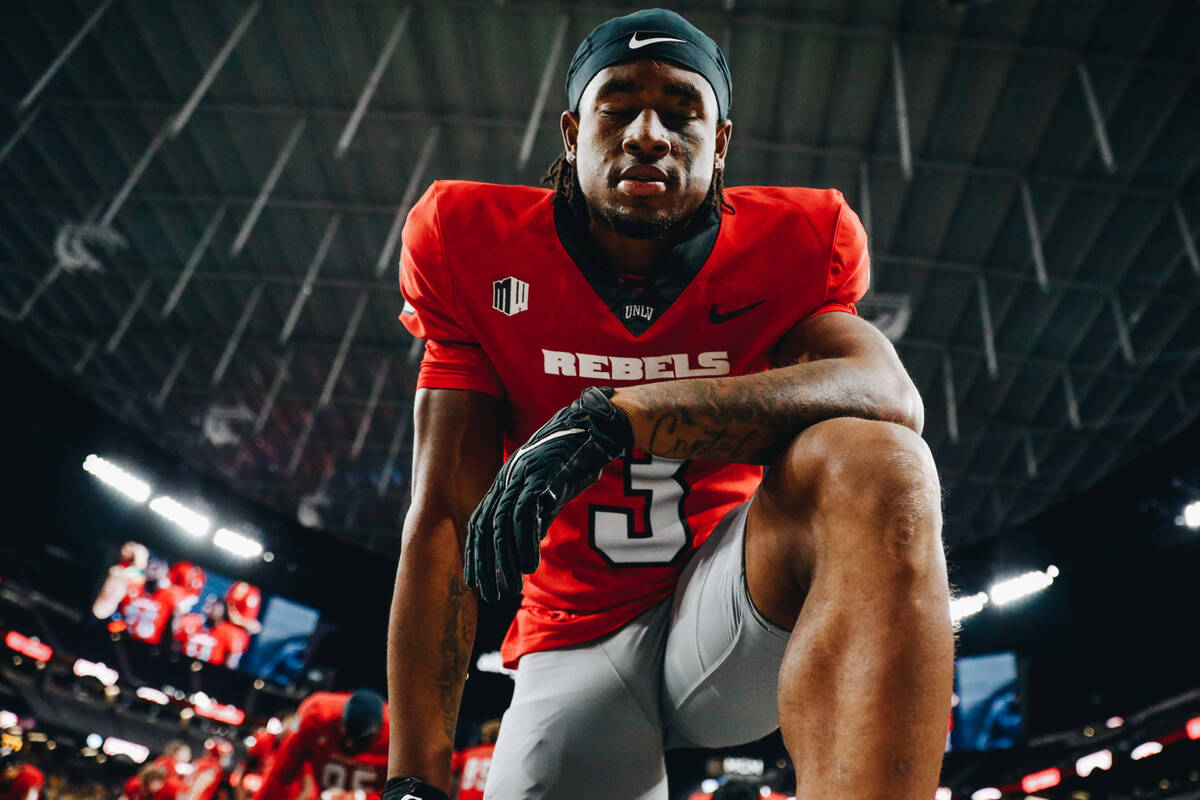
(611, 311), (923, 464)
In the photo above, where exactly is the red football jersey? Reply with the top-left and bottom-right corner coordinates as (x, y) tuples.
(256, 693), (388, 800)
(185, 756), (224, 800)
(181, 621), (250, 667)
(400, 181), (868, 666)
(150, 756), (187, 800)
(127, 586), (195, 645)
(450, 744), (495, 800)
(1, 765), (43, 800)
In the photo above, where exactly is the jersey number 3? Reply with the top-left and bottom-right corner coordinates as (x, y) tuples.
(589, 454), (691, 567)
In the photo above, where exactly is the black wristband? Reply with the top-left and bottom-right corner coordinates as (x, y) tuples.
(381, 777), (449, 800)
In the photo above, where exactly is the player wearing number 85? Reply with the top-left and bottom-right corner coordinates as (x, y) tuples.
(257, 691), (388, 800)
(385, 7), (951, 800)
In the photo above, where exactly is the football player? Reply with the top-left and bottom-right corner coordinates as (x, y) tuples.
(256, 691), (387, 800)
(150, 741), (193, 800)
(233, 719), (311, 800)
(385, 8), (950, 800)
(0, 760), (43, 800)
(119, 765), (167, 800)
(126, 562), (205, 646)
(92, 540), (148, 619)
(448, 720), (498, 800)
(183, 739), (236, 800)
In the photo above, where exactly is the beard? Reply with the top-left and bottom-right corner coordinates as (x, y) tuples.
(593, 202), (691, 239)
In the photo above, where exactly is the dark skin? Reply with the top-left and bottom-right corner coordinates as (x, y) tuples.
(387, 59), (952, 798)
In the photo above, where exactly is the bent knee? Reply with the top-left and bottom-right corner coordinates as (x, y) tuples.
(768, 418), (943, 570)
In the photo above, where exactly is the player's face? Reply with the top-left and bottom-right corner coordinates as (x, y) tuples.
(563, 60), (732, 239)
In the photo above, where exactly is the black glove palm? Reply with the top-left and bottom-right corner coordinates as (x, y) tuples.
(465, 387), (631, 602)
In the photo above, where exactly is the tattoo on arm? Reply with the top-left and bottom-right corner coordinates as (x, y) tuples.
(436, 574), (474, 741)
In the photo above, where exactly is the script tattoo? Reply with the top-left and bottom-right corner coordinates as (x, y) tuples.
(647, 413), (761, 461)
(640, 378), (798, 464)
(437, 574), (474, 740)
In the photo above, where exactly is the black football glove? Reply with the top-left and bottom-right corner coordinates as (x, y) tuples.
(381, 777), (449, 800)
(465, 386), (632, 602)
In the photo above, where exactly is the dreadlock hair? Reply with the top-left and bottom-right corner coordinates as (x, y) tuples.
(542, 150), (734, 221)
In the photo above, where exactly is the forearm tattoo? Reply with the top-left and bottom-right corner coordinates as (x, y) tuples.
(627, 363), (885, 464)
(436, 574), (475, 741)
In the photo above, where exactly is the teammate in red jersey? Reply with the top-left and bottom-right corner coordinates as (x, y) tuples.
(449, 720), (498, 800)
(176, 599), (252, 668)
(150, 741), (193, 800)
(0, 761), (43, 800)
(257, 692), (387, 800)
(233, 723), (300, 800)
(385, 9), (950, 800)
(127, 562), (205, 646)
(184, 739), (233, 800)
(120, 765), (167, 800)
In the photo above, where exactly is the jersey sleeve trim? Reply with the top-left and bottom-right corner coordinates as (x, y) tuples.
(416, 340), (505, 398)
(812, 194), (868, 318)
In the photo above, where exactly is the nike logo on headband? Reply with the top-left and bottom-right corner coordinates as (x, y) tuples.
(628, 32), (686, 49)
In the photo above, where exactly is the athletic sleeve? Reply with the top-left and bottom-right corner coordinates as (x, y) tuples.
(398, 183), (504, 398)
(810, 195), (870, 317)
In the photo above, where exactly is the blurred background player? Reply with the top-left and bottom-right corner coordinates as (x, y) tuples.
(153, 741), (193, 800)
(0, 759), (44, 800)
(449, 721), (498, 800)
(256, 691), (387, 800)
(174, 595), (253, 668)
(233, 715), (313, 800)
(184, 739), (234, 800)
(125, 562), (205, 645)
(92, 540), (149, 619)
(120, 766), (167, 800)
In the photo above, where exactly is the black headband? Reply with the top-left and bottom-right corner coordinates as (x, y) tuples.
(566, 8), (732, 121)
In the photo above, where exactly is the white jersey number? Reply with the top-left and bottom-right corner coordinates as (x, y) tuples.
(319, 763), (376, 793)
(589, 455), (691, 566)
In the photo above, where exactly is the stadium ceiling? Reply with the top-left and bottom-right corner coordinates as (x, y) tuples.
(1, 0), (1198, 551)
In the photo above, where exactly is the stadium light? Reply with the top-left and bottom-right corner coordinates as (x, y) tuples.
(989, 565), (1059, 606)
(970, 789), (1001, 800)
(103, 736), (149, 764)
(950, 592), (988, 624)
(135, 687), (169, 705)
(0, 710), (17, 728)
(759, 788), (771, 798)
(1021, 767), (1060, 793)
(1187, 716), (1200, 740)
(1076, 749), (1112, 777)
(214, 528), (263, 558)
(266, 717), (283, 735)
(73, 658), (119, 687)
(82, 455), (151, 503)
(149, 496), (211, 537)
(723, 757), (764, 776)
(85, 734), (102, 749)
(700, 780), (719, 794)
(475, 651), (516, 677)
(935, 789), (951, 800)
(5, 631), (52, 662)
(1183, 501), (1200, 529)
(1105, 716), (1124, 729)
(1130, 741), (1163, 760)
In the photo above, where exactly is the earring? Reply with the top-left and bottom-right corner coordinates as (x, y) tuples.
(566, 151), (576, 163)
(714, 159), (724, 170)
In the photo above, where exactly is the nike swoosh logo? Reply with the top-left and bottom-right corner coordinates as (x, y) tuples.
(505, 428), (586, 487)
(628, 32), (686, 49)
(709, 300), (765, 324)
